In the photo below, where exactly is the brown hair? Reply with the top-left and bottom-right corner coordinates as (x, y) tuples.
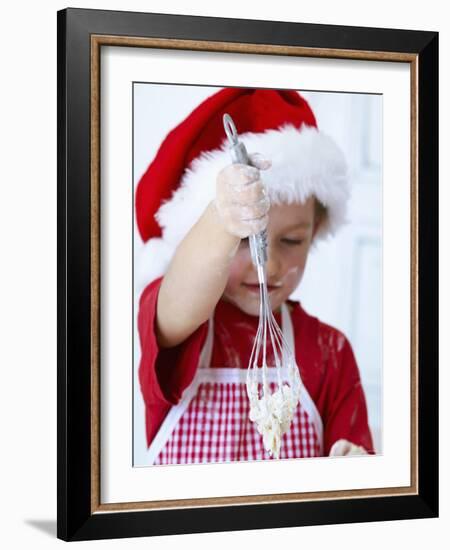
(313, 198), (328, 228)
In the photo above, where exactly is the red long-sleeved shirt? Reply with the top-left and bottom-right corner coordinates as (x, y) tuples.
(138, 277), (375, 456)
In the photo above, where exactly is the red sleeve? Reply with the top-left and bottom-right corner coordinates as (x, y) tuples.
(137, 277), (208, 447)
(322, 335), (375, 456)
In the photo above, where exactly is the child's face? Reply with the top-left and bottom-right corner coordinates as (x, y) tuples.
(223, 197), (319, 316)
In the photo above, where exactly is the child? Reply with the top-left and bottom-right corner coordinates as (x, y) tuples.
(136, 87), (375, 465)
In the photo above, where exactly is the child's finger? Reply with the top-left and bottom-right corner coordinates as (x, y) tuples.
(231, 179), (267, 205)
(248, 152), (272, 170)
(329, 439), (367, 456)
(214, 207), (268, 239)
(230, 197), (270, 222)
(236, 164), (260, 185)
(218, 164), (259, 187)
(329, 439), (350, 456)
(232, 213), (269, 238)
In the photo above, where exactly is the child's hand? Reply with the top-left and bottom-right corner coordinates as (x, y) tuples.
(214, 152), (272, 239)
(329, 439), (368, 456)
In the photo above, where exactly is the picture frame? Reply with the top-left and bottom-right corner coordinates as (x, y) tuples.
(57, 7), (439, 541)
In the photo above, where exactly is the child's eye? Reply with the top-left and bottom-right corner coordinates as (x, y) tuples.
(281, 238), (304, 246)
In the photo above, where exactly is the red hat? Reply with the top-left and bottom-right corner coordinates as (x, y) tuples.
(136, 88), (317, 243)
(135, 87), (349, 293)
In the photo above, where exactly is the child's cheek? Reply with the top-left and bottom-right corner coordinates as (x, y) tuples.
(227, 248), (252, 289)
(281, 265), (304, 292)
(284, 244), (311, 283)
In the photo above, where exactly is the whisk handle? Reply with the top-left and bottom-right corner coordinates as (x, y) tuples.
(223, 113), (268, 268)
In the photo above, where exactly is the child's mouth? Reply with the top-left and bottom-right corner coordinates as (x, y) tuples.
(242, 283), (282, 294)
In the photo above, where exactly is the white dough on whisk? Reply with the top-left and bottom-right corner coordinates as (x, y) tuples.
(247, 368), (301, 459)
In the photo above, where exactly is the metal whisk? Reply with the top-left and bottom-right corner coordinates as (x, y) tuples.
(223, 114), (301, 459)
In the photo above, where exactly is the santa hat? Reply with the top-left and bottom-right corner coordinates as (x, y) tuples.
(135, 87), (349, 295)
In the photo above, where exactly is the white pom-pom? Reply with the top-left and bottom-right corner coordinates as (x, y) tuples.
(134, 238), (174, 297)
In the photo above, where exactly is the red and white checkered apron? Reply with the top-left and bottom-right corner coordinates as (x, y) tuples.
(148, 304), (323, 465)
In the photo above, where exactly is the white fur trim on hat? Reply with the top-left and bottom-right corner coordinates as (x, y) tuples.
(138, 124), (350, 290)
(135, 238), (173, 298)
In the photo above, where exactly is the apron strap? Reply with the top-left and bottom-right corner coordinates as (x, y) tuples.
(281, 302), (324, 454)
(146, 318), (214, 464)
(199, 317), (214, 369)
(146, 375), (202, 464)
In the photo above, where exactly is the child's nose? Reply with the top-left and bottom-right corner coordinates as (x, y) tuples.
(265, 246), (282, 280)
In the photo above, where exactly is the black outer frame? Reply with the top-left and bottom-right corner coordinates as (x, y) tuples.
(57, 7), (438, 542)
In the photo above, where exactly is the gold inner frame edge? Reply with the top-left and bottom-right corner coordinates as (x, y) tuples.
(89, 34), (419, 514)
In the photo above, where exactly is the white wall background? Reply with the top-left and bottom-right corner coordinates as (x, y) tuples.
(133, 84), (383, 463)
(0, 1), (447, 548)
